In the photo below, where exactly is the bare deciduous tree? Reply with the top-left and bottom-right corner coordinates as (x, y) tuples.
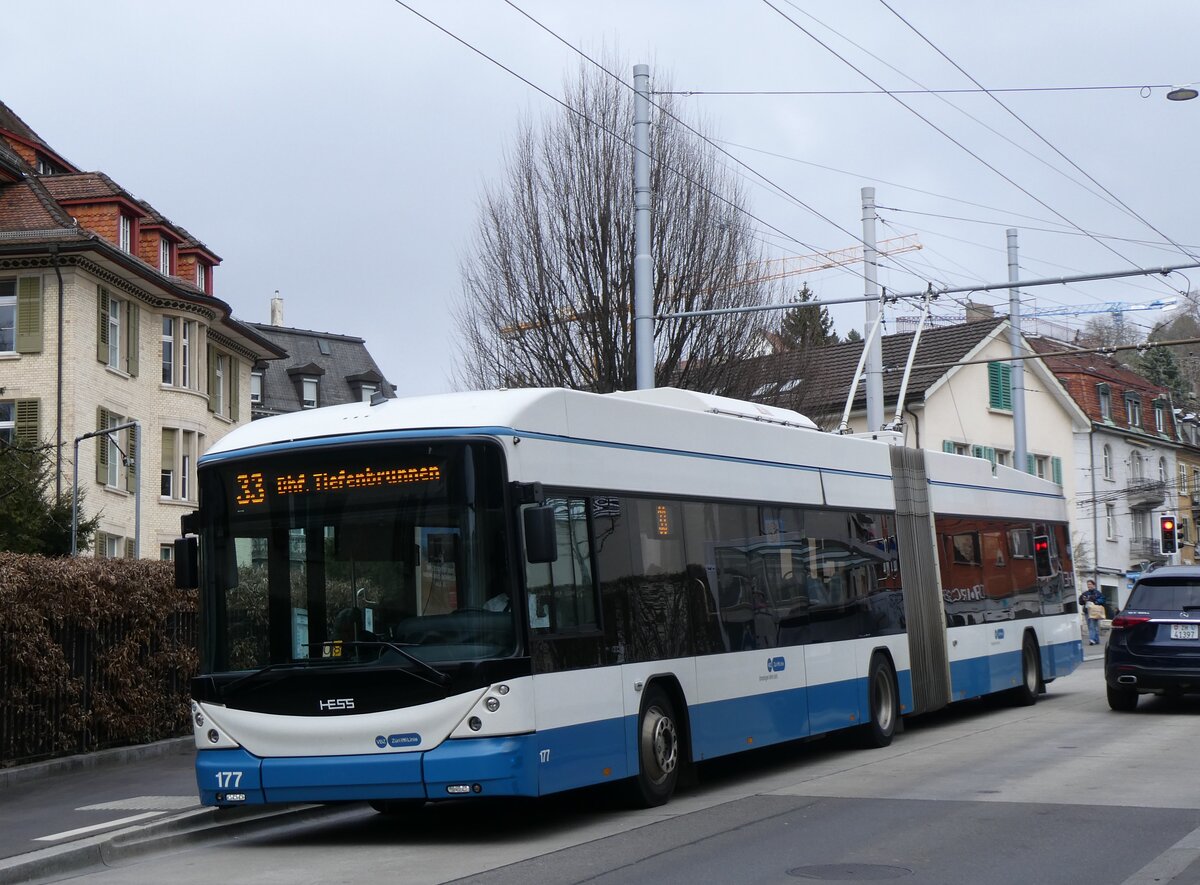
(454, 60), (781, 394)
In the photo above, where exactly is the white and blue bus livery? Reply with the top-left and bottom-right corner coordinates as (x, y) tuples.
(177, 387), (1082, 811)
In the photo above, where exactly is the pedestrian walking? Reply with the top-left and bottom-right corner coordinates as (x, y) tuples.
(1080, 579), (1105, 645)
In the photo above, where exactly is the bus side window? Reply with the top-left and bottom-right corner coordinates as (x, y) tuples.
(523, 498), (598, 633)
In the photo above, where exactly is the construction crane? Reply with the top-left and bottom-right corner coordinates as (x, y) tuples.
(500, 234), (924, 337)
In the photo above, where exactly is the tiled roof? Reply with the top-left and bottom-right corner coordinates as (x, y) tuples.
(40, 172), (127, 203)
(1029, 336), (1175, 437)
(0, 101), (50, 150)
(741, 317), (1006, 417)
(248, 323), (396, 415)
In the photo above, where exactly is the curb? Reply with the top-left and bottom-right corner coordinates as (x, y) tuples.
(0, 802), (350, 884)
(0, 737), (194, 791)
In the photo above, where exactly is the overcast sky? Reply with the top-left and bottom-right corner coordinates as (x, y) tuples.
(5, 1), (1198, 395)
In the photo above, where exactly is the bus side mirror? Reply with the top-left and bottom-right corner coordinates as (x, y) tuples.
(175, 536), (199, 589)
(523, 506), (558, 564)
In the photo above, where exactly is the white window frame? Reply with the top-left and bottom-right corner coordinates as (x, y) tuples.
(1035, 455), (1048, 480)
(1098, 385), (1111, 420)
(1127, 394), (1142, 428)
(213, 354), (225, 415)
(1159, 457), (1168, 483)
(181, 451), (191, 501)
(118, 214), (132, 253)
(1105, 503), (1116, 540)
(161, 316), (174, 385)
(0, 401), (13, 445)
(302, 377), (318, 409)
(181, 321), (191, 388)
(1103, 445), (1113, 480)
(1155, 401), (1166, 433)
(0, 280), (14, 353)
(250, 370), (263, 404)
(159, 236), (172, 274)
(1180, 464), (1189, 496)
(360, 383), (377, 403)
(105, 534), (122, 558)
(195, 262), (207, 291)
(1130, 450), (1143, 481)
(107, 296), (121, 369)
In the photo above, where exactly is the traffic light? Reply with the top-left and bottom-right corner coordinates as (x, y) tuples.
(1033, 534), (1053, 577)
(1160, 514), (1179, 555)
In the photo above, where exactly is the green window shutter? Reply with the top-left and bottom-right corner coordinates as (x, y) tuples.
(161, 428), (175, 473)
(1026, 453), (1035, 475)
(15, 276), (43, 353)
(943, 440), (955, 453)
(126, 301), (139, 376)
(230, 357), (240, 422)
(206, 345), (217, 413)
(1052, 456), (1063, 486)
(96, 407), (110, 484)
(125, 421), (137, 492)
(124, 537), (135, 560)
(988, 362), (1012, 410)
(95, 531), (108, 558)
(971, 444), (984, 459)
(14, 399), (39, 448)
(984, 446), (996, 466)
(96, 287), (109, 363)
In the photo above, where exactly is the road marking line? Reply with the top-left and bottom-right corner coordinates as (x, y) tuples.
(34, 811), (167, 841)
(1122, 823), (1200, 885)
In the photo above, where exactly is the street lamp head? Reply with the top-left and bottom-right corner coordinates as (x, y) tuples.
(1167, 85), (1198, 102)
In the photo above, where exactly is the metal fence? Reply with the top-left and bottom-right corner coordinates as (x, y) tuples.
(0, 611), (198, 767)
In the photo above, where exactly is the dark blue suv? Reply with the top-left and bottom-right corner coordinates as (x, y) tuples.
(1106, 566), (1200, 711)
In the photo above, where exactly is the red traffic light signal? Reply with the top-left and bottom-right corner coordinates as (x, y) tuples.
(1160, 515), (1179, 555)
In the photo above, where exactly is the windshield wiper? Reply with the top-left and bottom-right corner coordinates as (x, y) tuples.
(221, 659), (322, 695)
(343, 641), (453, 688)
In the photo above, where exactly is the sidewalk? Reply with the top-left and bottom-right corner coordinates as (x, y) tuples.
(0, 738), (332, 884)
(1081, 618), (1110, 661)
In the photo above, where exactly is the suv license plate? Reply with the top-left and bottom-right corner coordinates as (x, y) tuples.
(1170, 624), (1199, 640)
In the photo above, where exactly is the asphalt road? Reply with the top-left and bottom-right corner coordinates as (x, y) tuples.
(40, 659), (1200, 885)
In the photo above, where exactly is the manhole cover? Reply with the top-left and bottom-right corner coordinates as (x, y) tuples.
(787, 864), (913, 880)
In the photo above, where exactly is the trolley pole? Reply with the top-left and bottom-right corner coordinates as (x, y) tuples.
(633, 63), (654, 390)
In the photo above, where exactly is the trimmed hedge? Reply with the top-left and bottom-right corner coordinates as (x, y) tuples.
(0, 553), (198, 767)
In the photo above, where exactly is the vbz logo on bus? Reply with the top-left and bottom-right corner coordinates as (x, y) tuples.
(767, 656), (786, 673)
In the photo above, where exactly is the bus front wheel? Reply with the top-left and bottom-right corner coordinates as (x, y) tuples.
(858, 654), (899, 749)
(627, 684), (680, 807)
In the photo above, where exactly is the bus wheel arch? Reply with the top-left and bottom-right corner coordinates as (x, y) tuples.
(626, 675), (690, 807)
(858, 650), (900, 749)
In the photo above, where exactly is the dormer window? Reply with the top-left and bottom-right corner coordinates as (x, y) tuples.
(250, 370), (263, 404)
(302, 378), (318, 409)
(118, 214), (133, 253)
(1097, 383), (1111, 420)
(1155, 399), (1166, 433)
(1125, 392), (1142, 428)
(360, 384), (377, 403)
(195, 262), (208, 292)
(158, 236), (174, 274)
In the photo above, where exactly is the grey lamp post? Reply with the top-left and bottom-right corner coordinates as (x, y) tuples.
(72, 420), (141, 556)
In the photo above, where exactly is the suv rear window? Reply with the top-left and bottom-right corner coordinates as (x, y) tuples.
(1127, 579), (1200, 611)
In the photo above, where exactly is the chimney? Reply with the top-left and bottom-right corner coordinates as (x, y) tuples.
(270, 291), (284, 326)
(964, 300), (995, 322)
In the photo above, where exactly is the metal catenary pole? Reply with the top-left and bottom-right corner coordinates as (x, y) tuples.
(1007, 228), (1028, 471)
(633, 63), (654, 390)
(862, 187), (884, 430)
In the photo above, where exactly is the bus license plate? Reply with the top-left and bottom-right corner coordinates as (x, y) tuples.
(1170, 624), (1199, 640)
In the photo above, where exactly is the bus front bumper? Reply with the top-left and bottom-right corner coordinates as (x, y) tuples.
(196, 735), (540, 806)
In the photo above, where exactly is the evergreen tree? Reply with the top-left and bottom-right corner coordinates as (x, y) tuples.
(777, 284), (837, 350)
(1137, 344), (1186, 402)
(0, 442), (99, 555)
(844, 328), (863, 344)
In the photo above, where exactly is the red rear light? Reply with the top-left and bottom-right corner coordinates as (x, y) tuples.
(1111, 615), (1150, 629)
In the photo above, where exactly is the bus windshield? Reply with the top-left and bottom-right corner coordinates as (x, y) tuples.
(197, 440), (515, 672)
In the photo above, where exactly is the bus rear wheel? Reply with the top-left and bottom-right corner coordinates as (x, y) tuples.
(1010, 635), (1041, 707)
(858, 654), (898, 748)
(626, 684), (680, 808)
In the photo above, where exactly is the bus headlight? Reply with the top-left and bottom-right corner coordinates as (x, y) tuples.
(207, 729), (221, 744)
(468, 717), (482, 731)
(194, 711), (205, 727)
(485, 697), (500, 712)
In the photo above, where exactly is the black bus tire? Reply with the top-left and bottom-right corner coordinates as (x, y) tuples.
(626, 684), (680, 807)
(858, 654), (899, 749)
(1010, 635), (1041, 707)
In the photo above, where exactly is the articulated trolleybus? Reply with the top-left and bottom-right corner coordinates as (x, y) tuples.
(176, 387), (1081, 812)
